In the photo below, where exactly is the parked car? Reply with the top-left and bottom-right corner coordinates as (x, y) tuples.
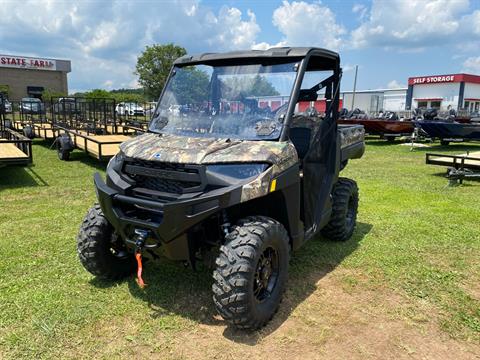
(4, 99), (12, 113)
(115, 102), (145, 116)
(168, 104), (181, 115)
(0, 97), (12, 113)
(144, 102), (157, 116)
(21, 97), (45, 114)
(53, 97), (81, 115)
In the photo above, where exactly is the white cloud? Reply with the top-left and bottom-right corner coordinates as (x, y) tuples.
(268, 1), (346, 50)
(0, 0), (262, 92)
(206, 8), (260, 49)
(352, 3), (368, 20)
(463, 56), (480, 74)
(342, 64), (356, 72)
(387, 80), (406, 89)
(351, 0), (470, 50)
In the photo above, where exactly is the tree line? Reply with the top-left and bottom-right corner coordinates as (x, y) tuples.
(42, 43), (278, 103)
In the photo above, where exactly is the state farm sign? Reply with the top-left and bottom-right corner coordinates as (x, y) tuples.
(408, 75), (456, 85)
(0, 55), (56, 71)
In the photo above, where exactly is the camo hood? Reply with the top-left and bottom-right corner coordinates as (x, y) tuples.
(120, 132), (298, 176)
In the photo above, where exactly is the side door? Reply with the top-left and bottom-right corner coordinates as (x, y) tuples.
(294, 57), (340, 236)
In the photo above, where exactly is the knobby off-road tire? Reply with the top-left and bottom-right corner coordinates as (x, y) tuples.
(321, 178), (359, 242)
(212, 216), (290, 329)
(77, 204), (135, 280)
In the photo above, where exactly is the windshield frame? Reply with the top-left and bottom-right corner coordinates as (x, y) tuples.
(149, 59), (305, 142)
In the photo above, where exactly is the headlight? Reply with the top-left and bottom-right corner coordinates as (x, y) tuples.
(206, 163), (269, 185)
(107, 150), (125, 173)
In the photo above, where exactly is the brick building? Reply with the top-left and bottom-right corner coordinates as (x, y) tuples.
(0, 54), (71, 100)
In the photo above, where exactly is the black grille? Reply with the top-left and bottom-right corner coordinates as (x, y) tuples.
(123, 160), (203, 194)
(135, 176), (198, 194)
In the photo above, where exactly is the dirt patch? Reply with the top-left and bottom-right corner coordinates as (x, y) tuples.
(77, 270), (479, 360)
(149, 270), (480, 360)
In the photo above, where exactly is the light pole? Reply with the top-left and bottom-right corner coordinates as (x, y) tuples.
(351, 65), (358, 110)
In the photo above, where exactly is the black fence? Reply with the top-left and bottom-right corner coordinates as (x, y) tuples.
(2, 97), (154, 136)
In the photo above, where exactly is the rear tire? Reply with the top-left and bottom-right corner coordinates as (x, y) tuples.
(77, 204), (135, 280)
(440, 139), (450, 146)
(321, 178), (359, 241)
(57, 147), (70, 161)
(212, 216), (290, 329)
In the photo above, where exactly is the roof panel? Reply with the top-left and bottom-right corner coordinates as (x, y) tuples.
(174, 47), (340, 66)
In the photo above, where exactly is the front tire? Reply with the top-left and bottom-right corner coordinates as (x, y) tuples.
(440, 139), (450, 146)
(77, 204), (135, 280)
(212, 216), (290, 329)
(321, 178), (359, 241)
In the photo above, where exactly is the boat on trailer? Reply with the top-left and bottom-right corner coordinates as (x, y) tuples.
(338, 118), (415, 141)
(416, 121), (480, 145)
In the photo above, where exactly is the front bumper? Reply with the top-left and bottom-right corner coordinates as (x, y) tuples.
(94, 173), (242, 258)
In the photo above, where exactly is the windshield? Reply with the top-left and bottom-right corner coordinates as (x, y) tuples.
(150, 62), (298, 140)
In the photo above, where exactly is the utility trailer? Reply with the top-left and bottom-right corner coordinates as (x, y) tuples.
(54, 126), (132, 161)
(426, 151), (480, 183)
(51, 97), (140, 161)
(0, 129), (33, 167)
(0, 97), (32, 167)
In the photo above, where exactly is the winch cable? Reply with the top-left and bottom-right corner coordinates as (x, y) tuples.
(133, 229), (149, 288)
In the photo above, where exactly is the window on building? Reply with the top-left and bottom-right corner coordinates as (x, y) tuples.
(430, 101), (441, 109)
(464, 101), (470, 110)
(417, 101), (428, 109)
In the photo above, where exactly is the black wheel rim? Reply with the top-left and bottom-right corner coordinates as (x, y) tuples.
(109, 232), (129, 259)
(254, 246), (279, 302)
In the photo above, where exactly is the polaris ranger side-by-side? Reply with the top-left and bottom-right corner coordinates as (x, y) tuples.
(77, 47), (365, 329)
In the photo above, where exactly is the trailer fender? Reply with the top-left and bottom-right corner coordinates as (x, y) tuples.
(23, 125), (34, 139)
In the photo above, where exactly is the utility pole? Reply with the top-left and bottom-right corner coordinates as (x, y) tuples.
(351, 65), (358, 110)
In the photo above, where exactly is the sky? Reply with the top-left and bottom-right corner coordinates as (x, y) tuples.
(0, 0), (479, 93)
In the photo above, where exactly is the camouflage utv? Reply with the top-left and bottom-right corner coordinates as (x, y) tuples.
(77, 47), (365, 329)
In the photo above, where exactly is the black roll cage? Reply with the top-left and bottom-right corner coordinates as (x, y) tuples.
(149, 48), (342, 142)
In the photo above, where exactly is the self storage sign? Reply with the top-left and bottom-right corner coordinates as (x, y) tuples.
(408, 75), (456, 85)
(0, 55), (56, 71)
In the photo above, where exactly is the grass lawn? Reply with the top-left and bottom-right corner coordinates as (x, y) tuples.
(0, 138), (479, 359)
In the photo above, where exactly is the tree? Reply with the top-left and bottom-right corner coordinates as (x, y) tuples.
(221, 75), (280, 100)
(135, 43), (186, 99)
(250, 75), (280, 97)
(42, 88), (67, 102)
(170, 67), (210, 105)
(83, 89), (112, 99)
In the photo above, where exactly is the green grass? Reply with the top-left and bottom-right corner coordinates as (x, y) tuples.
(0, 139), (479, 358)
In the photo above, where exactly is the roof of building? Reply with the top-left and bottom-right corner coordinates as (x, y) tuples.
(341, 88), (408, 94)
(408, 73), (480, 85)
